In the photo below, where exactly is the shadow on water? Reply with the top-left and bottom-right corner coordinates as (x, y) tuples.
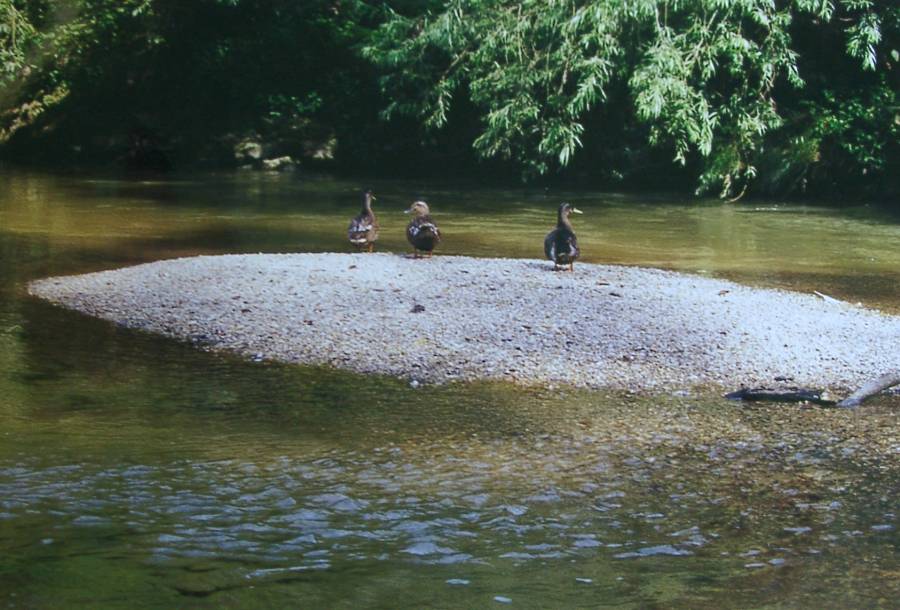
(13, 299), (552, 449)
(0, 169), (898, 608)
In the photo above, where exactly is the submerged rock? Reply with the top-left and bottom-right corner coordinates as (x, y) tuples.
(614, 544), (692, 559)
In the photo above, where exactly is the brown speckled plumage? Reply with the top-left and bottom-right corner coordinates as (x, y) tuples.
(348, 190), (378, 252)
(405, 201), (441, 257)
(544, 202), (582, 271)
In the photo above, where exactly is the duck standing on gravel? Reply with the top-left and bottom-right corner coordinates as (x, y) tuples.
(405, 200), (441, 258)
(347, 190), (378, 252)
(544, 202), (583, 271)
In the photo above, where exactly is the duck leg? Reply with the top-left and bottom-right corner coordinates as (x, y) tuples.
(569, 262), (574, 272)
(367, 243), (374, 253)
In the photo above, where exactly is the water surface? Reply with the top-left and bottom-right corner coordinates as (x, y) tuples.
(1, 169), (898, 608)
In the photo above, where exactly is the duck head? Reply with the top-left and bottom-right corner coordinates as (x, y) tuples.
(558, 202), (583, 225)
(405, 200), (430, 216)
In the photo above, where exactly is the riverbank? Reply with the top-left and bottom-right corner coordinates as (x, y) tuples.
(27, 253), (900, 393)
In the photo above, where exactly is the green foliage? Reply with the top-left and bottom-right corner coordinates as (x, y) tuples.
(0, 0), (388, 165)
(367, 0), (626, 178)
(367, 0), (898, 197)
(0, 0), (38, 87)
(757, 77), (898, 196)
(0, 0), (895, 199)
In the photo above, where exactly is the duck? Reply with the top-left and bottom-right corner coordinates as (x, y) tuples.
(544, 202), (582, 271)
(347, 190), (378, 252)
(405, 200), (441, 258)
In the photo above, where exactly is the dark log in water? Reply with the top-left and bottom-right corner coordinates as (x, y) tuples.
(725, 387), (835, 406)
(727, 371), (900, 408)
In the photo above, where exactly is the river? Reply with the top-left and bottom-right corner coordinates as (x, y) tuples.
(1, 169), (898, 608)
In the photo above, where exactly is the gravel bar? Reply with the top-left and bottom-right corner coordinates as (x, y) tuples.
(28, 253), (900, 392)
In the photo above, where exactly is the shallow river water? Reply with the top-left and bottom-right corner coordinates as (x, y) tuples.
(0, 169), (898, 608)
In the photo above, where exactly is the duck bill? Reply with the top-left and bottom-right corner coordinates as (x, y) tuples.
(571, 208), (583, 214)
(403, 208), (411, 214)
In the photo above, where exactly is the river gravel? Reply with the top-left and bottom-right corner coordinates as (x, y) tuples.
(27, 253), (900, 392)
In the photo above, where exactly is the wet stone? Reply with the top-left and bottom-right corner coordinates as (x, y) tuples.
(402, 542), (454, 556)
(614, 545), (692, 559)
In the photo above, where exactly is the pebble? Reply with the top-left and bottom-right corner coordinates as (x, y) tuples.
(27, 253), (900, 392)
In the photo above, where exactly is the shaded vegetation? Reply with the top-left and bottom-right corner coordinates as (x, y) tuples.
(0, 0), (896, 200)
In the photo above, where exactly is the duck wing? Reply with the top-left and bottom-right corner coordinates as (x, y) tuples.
(407, 216), (441, 248)
(566, 232), (579, 260)
(545, 228), (579, 263)
(544, 229), (558, 261)
(348, 212), (377, 242)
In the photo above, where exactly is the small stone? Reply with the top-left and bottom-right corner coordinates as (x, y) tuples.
(26, 252), (900, 397)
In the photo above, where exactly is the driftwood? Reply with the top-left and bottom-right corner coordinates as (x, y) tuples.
(726, 371), (900, 409)
(812, 290), (842, 305)
(836, 371), (900, 408)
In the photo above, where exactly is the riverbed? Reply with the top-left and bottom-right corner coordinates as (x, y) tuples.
(1, 169), (898, 608)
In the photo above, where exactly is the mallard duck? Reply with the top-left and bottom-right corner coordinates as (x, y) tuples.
(544, 202), (583, 271)
(347, 190), (378, 252)
(405, 200), (441, 258)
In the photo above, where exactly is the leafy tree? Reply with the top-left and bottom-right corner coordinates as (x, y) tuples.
(366, 0), (898, 198)
(0, 0), (39, 87)
(0, 0), (392, 166)
(0, 0), (894, 199)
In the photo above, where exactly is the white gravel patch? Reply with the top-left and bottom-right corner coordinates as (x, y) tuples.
(27, 253), (900, 392)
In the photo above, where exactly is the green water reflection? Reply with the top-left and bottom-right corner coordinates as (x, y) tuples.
(0, 169), (898, 609)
